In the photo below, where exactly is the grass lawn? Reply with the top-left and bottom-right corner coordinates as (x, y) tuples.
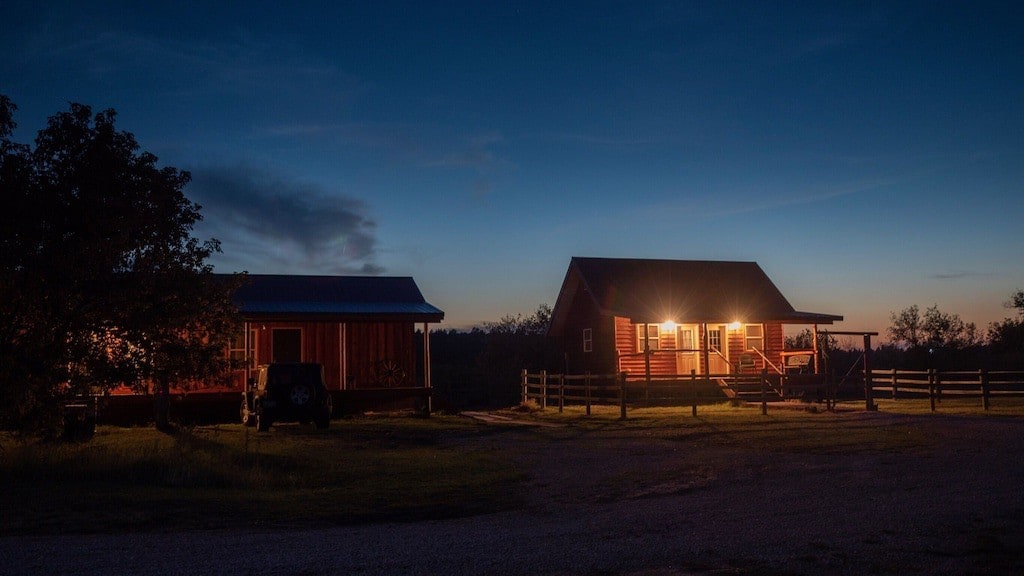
(5, 400), (1024, 536)
(0, 416), (524, 535)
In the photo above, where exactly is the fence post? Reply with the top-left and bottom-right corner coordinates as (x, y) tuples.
(891, 368), (898, 400)
(690, 369), (698, 417)
(864, 368), (875, 412)
(521, 369), (528, 404)
(760, 369), (768, 415)
(619, 371), (627, 420)
(980, 369), (989, 411)
(558, 374), (564, 413)
(928, 369), (936, 412)
(540, 370), (547, 410)
(585, 372), (591, 416)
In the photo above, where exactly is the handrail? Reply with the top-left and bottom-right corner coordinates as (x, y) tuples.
(751, 348), (783, 374)
(710, 346), (735, 371)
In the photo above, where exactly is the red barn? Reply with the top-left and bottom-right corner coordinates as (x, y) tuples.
(229, 274), (444, 391)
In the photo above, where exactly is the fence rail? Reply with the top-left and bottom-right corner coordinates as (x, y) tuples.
(522, 368), (1024, 417)
(868, 369), (1024, 411)
(520, 369), (833, 418)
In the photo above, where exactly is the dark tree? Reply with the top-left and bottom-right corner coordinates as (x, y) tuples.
(478, 304), (561, 406)
(0, 97), (240, 433)
(888, 305), (923, 350)
(988, 289), (1024, 365)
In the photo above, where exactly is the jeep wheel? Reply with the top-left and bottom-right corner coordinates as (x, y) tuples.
(289, 384), (311, 406)
(241, 397), (255, 427)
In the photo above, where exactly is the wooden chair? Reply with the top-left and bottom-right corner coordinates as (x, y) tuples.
(736, 353), (755, 373)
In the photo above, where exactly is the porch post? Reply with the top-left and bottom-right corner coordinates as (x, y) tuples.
(643, 322), (652, 394)
(812, 323), (820, 375)
(340, 323), (347, 390)
(423, 322), (432, 413)
(701, 323), (710, 377)
(243, 320), (251, 391)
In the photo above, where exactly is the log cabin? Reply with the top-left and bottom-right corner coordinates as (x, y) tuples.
(548, 257), (842, 379)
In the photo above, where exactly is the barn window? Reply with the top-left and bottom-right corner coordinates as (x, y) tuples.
(745, 324), (764, 351)
(582, 328), (592, 353)
(229, 329), (257, 369)
(636, 324), (660, 351)
(272, 328), (302, 363)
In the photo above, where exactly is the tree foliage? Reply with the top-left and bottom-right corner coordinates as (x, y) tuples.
(429, 305), (560, 409)
(987, 290), (1024, 359)
(784, 328), (837, 352)
(0, 97), (240, 433)
(888, 304), (977, 351)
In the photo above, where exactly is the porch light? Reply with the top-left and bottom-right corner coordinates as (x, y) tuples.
(661, 320), (676, 330)
(728, 321), (742, 331)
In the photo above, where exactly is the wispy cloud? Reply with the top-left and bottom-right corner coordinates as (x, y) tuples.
(930, 271), (997, 281)
(188, 165), (383, 275)
(420, 132), (505, 169)
(649, 177), (897, 221)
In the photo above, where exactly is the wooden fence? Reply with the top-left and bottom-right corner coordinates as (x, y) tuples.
(523, 368), (1024, 416)
(520, 369), (834, 418)
(867, 369), (1024, 411)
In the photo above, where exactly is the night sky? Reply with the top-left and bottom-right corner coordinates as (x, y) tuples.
(3, 2), (1022, 336)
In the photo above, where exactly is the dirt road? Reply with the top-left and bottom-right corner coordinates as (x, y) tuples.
(4, 411), (1024, 575)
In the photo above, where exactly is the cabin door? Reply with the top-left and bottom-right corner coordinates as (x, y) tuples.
(675, 324), (699, 375)
(707, 324), (730, 374)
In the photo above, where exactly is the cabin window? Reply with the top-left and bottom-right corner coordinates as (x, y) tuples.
(229, 329), (257, 368)
(272, 328), (302, 363)
(745, 324), (764, 351)
(677, 326), (695, 353)
(708, 328), (723, 352)
(582, 328), (593, 353)
(636, 324), (661, 351)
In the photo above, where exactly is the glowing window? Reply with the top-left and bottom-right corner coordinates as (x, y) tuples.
(745, 324), (764, 351)
(636, 324), (661, 351)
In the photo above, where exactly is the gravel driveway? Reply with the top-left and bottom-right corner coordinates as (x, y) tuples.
(4, 411), (1024, 575)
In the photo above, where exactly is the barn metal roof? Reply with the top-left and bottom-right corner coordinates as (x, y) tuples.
(549, 257), (842, 336)
(227, 274), (444, 322)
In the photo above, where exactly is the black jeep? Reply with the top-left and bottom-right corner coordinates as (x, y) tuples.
(241, 363), (332, 431)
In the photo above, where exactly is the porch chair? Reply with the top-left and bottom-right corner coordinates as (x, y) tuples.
(736, 354), (755, 374)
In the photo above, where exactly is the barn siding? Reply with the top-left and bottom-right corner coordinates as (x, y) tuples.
(345, 322), (416, 389)
(224, 320), (416, 390)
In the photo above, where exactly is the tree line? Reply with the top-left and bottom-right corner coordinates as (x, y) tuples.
(784, 293), (1024, 373)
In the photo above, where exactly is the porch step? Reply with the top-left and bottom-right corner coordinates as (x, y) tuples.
(715, 377), (785, 401)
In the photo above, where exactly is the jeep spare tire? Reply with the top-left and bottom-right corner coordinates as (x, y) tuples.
(289, 384), (311, 406)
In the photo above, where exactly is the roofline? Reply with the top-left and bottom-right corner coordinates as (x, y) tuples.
(240, 312), (445, 323)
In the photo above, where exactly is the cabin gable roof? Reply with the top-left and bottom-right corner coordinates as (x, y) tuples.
(549, 257), (841, 336)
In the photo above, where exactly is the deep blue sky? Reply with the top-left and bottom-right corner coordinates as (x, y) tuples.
(3, 1), (1022, 337)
